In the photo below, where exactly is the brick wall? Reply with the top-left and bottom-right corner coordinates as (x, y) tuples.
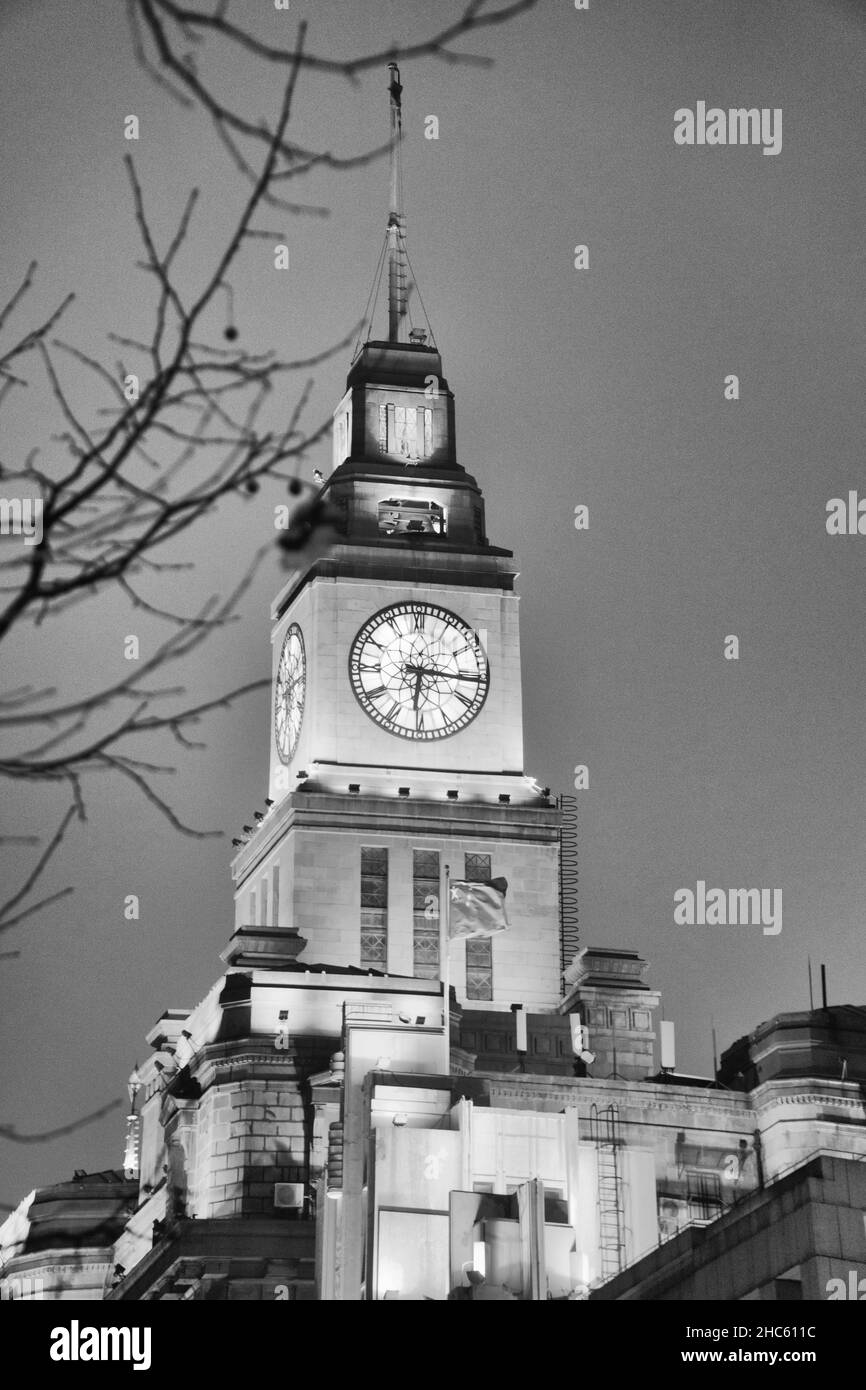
(192, 1081), (308, 1219)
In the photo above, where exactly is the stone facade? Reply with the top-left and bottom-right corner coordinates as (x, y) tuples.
(234, 798), (562, 1010)
(4, 937), (866, 1300)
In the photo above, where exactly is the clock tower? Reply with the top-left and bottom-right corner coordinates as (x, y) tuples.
(232, 67), (563, 1012)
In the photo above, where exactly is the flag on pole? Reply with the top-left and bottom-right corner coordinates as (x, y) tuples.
(447, 877), (509, 939)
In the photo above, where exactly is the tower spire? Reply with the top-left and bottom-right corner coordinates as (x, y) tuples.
(387, 62), (407, 343)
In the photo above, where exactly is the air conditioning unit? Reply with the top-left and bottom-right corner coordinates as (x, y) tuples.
(273, 1183), (304, 1210)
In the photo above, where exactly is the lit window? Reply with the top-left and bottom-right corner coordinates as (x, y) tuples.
(380, 404), (433, 462)
(334, 407), (351, 468)
(393, 406), (416, 459)
(377, 497), (446, 536)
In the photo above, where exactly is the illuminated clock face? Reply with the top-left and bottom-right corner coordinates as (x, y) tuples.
(275, 623), (306, 763)
(349, 602), (489, 740)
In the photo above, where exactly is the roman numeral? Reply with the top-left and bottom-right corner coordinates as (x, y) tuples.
(454, 690), (473, 708)
(367, 685), (387, 701)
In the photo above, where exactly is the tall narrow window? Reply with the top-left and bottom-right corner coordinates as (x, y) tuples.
(249, 889), (257, 926)
(413, 849), (440, 979)
(394, 405), (416, 459)
(334, 407), (351, 469)
(261, 877), (268, 926)
(464, 853), (493, 1001)
(360, 847), (388, 969)
(380, 403), (432, 461)
(272, 864), (280, 927)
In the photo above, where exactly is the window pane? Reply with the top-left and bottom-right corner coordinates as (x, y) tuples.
(543, 1190), (569, 1225)
(413, 879), (438, 911)
(463, 856), (493, 997)
(413, 849), (439, 878)
(361, 875), (388, 908)
(394, 405), (417, 459)
(361, 930), (388, 968)
(412, 849), (440, 980)
(686, 1172), (722, 1222)
(413, 920), (439, 979)
(466, 934), (492, 1000)
(465, 853), (491, 883)
(362, 847), (388, 874)
(466, 966), (493, 1000)
(361, 849), (388, 969)
(466, 937), (492, 966)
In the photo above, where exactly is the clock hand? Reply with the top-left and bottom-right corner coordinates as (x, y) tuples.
(413, 671), (423, 709)
(413, 667), (482, 681)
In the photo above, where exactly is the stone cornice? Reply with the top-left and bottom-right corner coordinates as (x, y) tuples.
(752, 1078), (866, 1117)
(232, 789), (560, 882)
(483, 1072), (748, 1108)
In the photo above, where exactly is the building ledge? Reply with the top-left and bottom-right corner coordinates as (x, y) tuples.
(107, 1217), (317, 1300)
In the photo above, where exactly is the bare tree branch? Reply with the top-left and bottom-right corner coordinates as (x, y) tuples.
(0, 806), (79, 932)
(0, 1098), (124, 1144)
(1, 3), (533, 940)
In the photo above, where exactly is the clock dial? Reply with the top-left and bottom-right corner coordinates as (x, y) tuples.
(349, 602), (489, 740)
(275, 623), (306, 764)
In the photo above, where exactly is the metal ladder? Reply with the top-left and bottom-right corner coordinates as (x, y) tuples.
(590, 1103), (625, 1280)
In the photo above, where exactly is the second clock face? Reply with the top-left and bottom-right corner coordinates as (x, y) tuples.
(275, 623), (306, 764)
(349, 602), (489, 740)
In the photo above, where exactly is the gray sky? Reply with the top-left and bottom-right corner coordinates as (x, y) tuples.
(1, 0), (865, 1209)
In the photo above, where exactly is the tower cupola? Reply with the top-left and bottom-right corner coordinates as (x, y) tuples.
(326, 66), (486, 550)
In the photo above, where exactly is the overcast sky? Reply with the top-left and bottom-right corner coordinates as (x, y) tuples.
(1, 0), (865, 1210)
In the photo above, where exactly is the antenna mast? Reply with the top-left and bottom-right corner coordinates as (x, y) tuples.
(387, 63), (407, 342)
